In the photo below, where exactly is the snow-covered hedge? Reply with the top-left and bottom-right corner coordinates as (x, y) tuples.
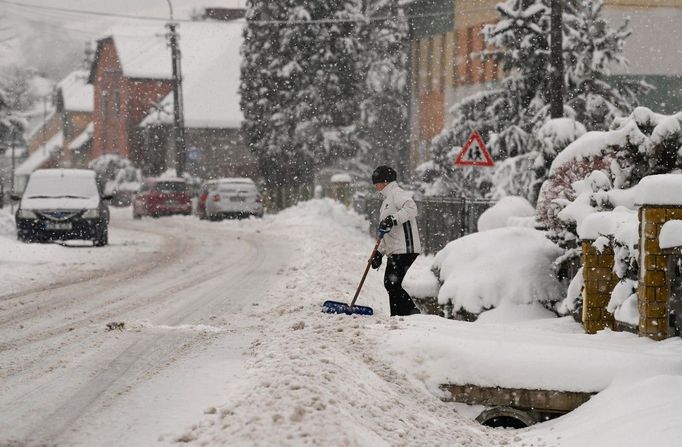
(432, 227), (564, 316)
(477, 196), (535, 232)
(546, 107), (682, 323)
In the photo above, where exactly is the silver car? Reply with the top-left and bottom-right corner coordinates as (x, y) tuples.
(202, 178), (264, 220)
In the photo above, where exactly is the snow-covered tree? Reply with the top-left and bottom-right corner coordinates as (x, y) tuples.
(356, 1), (410, 174)
(88, 154), (142, 196)
(241, 1), (365, 190)
(429, 0), (649, 201)
(0, 87), (25, 153)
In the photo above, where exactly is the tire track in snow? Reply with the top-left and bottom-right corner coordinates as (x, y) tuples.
(0, 217), (289, 445)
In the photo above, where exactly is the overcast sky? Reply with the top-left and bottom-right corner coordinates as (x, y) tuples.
(0, 0), (244, 78)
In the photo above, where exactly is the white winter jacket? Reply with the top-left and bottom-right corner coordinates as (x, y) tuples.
(377, 181), (421, 256)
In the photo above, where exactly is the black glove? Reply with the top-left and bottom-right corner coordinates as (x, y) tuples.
(370, 252), (383, 269)
(378, 215), (397, 235)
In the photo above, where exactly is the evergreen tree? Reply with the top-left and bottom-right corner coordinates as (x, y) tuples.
(429, 0), (648, 202)
(357, 1), (410, 175)
(240, 1), (365, 190)
(0, 87), (25, 153)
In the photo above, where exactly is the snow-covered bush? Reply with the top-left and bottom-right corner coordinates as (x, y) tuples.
(432, 227), (564, 318)
(547, 108), (682, 321)
(477, 196), (535, 232)
(88, 154), (142, 204)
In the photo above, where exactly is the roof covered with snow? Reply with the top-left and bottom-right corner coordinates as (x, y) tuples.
(15, 131), (63, 176)
(68, 122), (94, 150)
(57, 70), (93, 113)
(100, 21), (243, 129)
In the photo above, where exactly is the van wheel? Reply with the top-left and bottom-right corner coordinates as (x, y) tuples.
(94, 227), (108, 247)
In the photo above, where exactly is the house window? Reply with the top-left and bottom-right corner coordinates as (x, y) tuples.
(466, 27), (474, 85)
(113, 91), (121, 116)
(101, 93), (109, 119)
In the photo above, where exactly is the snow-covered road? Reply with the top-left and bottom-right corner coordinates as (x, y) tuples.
(0, 204), (505, 446)
(0, 209), (296, 445)
(3, 200), (681, 447)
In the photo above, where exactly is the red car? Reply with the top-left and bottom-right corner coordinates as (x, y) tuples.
(132, 178), (192, 219)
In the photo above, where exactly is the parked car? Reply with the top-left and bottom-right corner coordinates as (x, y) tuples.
(132, 178), (192, 219)
(12, 169), (111, 246)
(200, 178), (264, 220)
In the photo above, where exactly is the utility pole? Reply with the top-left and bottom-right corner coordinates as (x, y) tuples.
(165, 0), (186, 177)
(549, 0), (564, 118)
(10, 126), (16, 213)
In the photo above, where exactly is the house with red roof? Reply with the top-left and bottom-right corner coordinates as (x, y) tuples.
(88, 17), (256, 179)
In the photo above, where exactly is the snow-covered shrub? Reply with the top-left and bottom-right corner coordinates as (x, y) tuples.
(432, 227), (564, 317)
(88, 154), (142, 203)
(477, 196), (535, 232)
(549, 108), (682, 320)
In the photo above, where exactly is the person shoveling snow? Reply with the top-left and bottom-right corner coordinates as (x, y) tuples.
(324, 166), (422, 317)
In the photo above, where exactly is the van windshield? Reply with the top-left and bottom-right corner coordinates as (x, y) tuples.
(24, 175), (99, 199)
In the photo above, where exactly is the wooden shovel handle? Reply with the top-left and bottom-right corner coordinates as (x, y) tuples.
(349, 237), (382, 308)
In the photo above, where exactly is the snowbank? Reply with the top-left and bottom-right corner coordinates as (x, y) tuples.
(374, 314), (682, 395)
(268, 198), (368, 234)
(517, 375), (682, 447)
(403, 254), (439, 299)
(433, 227), (564, 314)
(477, 196), (535, 231)
(0, 208), (15, 238)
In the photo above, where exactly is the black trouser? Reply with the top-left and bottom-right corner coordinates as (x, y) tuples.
(384, 253), (420, 316)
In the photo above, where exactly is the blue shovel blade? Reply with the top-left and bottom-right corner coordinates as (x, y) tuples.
(322, 300), (374, 316)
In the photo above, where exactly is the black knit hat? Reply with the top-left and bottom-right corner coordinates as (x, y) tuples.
(372, 165), (397, 184)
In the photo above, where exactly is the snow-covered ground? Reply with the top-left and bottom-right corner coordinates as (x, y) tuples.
(1, 201), (682, 446)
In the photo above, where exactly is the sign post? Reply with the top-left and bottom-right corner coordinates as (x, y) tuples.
(454, 131), (494, 167)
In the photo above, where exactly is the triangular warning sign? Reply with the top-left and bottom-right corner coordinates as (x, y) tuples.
(455, 130), (494, 167)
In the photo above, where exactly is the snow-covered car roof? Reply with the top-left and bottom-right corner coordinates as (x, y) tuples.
(205, 178), (256, 185)
(30, 169), (96, 179)
(145, 177), (186, 183)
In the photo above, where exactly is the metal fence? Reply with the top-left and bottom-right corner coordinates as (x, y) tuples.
(357, 195), (494, 255)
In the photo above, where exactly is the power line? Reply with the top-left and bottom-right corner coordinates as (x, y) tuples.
(0, 0), (180, 22)
(0, 0), (467, 26)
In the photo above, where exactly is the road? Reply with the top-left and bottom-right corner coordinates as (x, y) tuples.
(0, 211), (293, 446)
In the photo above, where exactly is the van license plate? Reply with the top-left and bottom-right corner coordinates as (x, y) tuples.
(45, 222), (72, 230)
(230, 197), (245, 202)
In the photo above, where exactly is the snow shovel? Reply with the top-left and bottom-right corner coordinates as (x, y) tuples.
(322, 236), (382, 316)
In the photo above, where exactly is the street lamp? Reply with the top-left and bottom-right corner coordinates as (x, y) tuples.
(165, 0), (186, 176)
